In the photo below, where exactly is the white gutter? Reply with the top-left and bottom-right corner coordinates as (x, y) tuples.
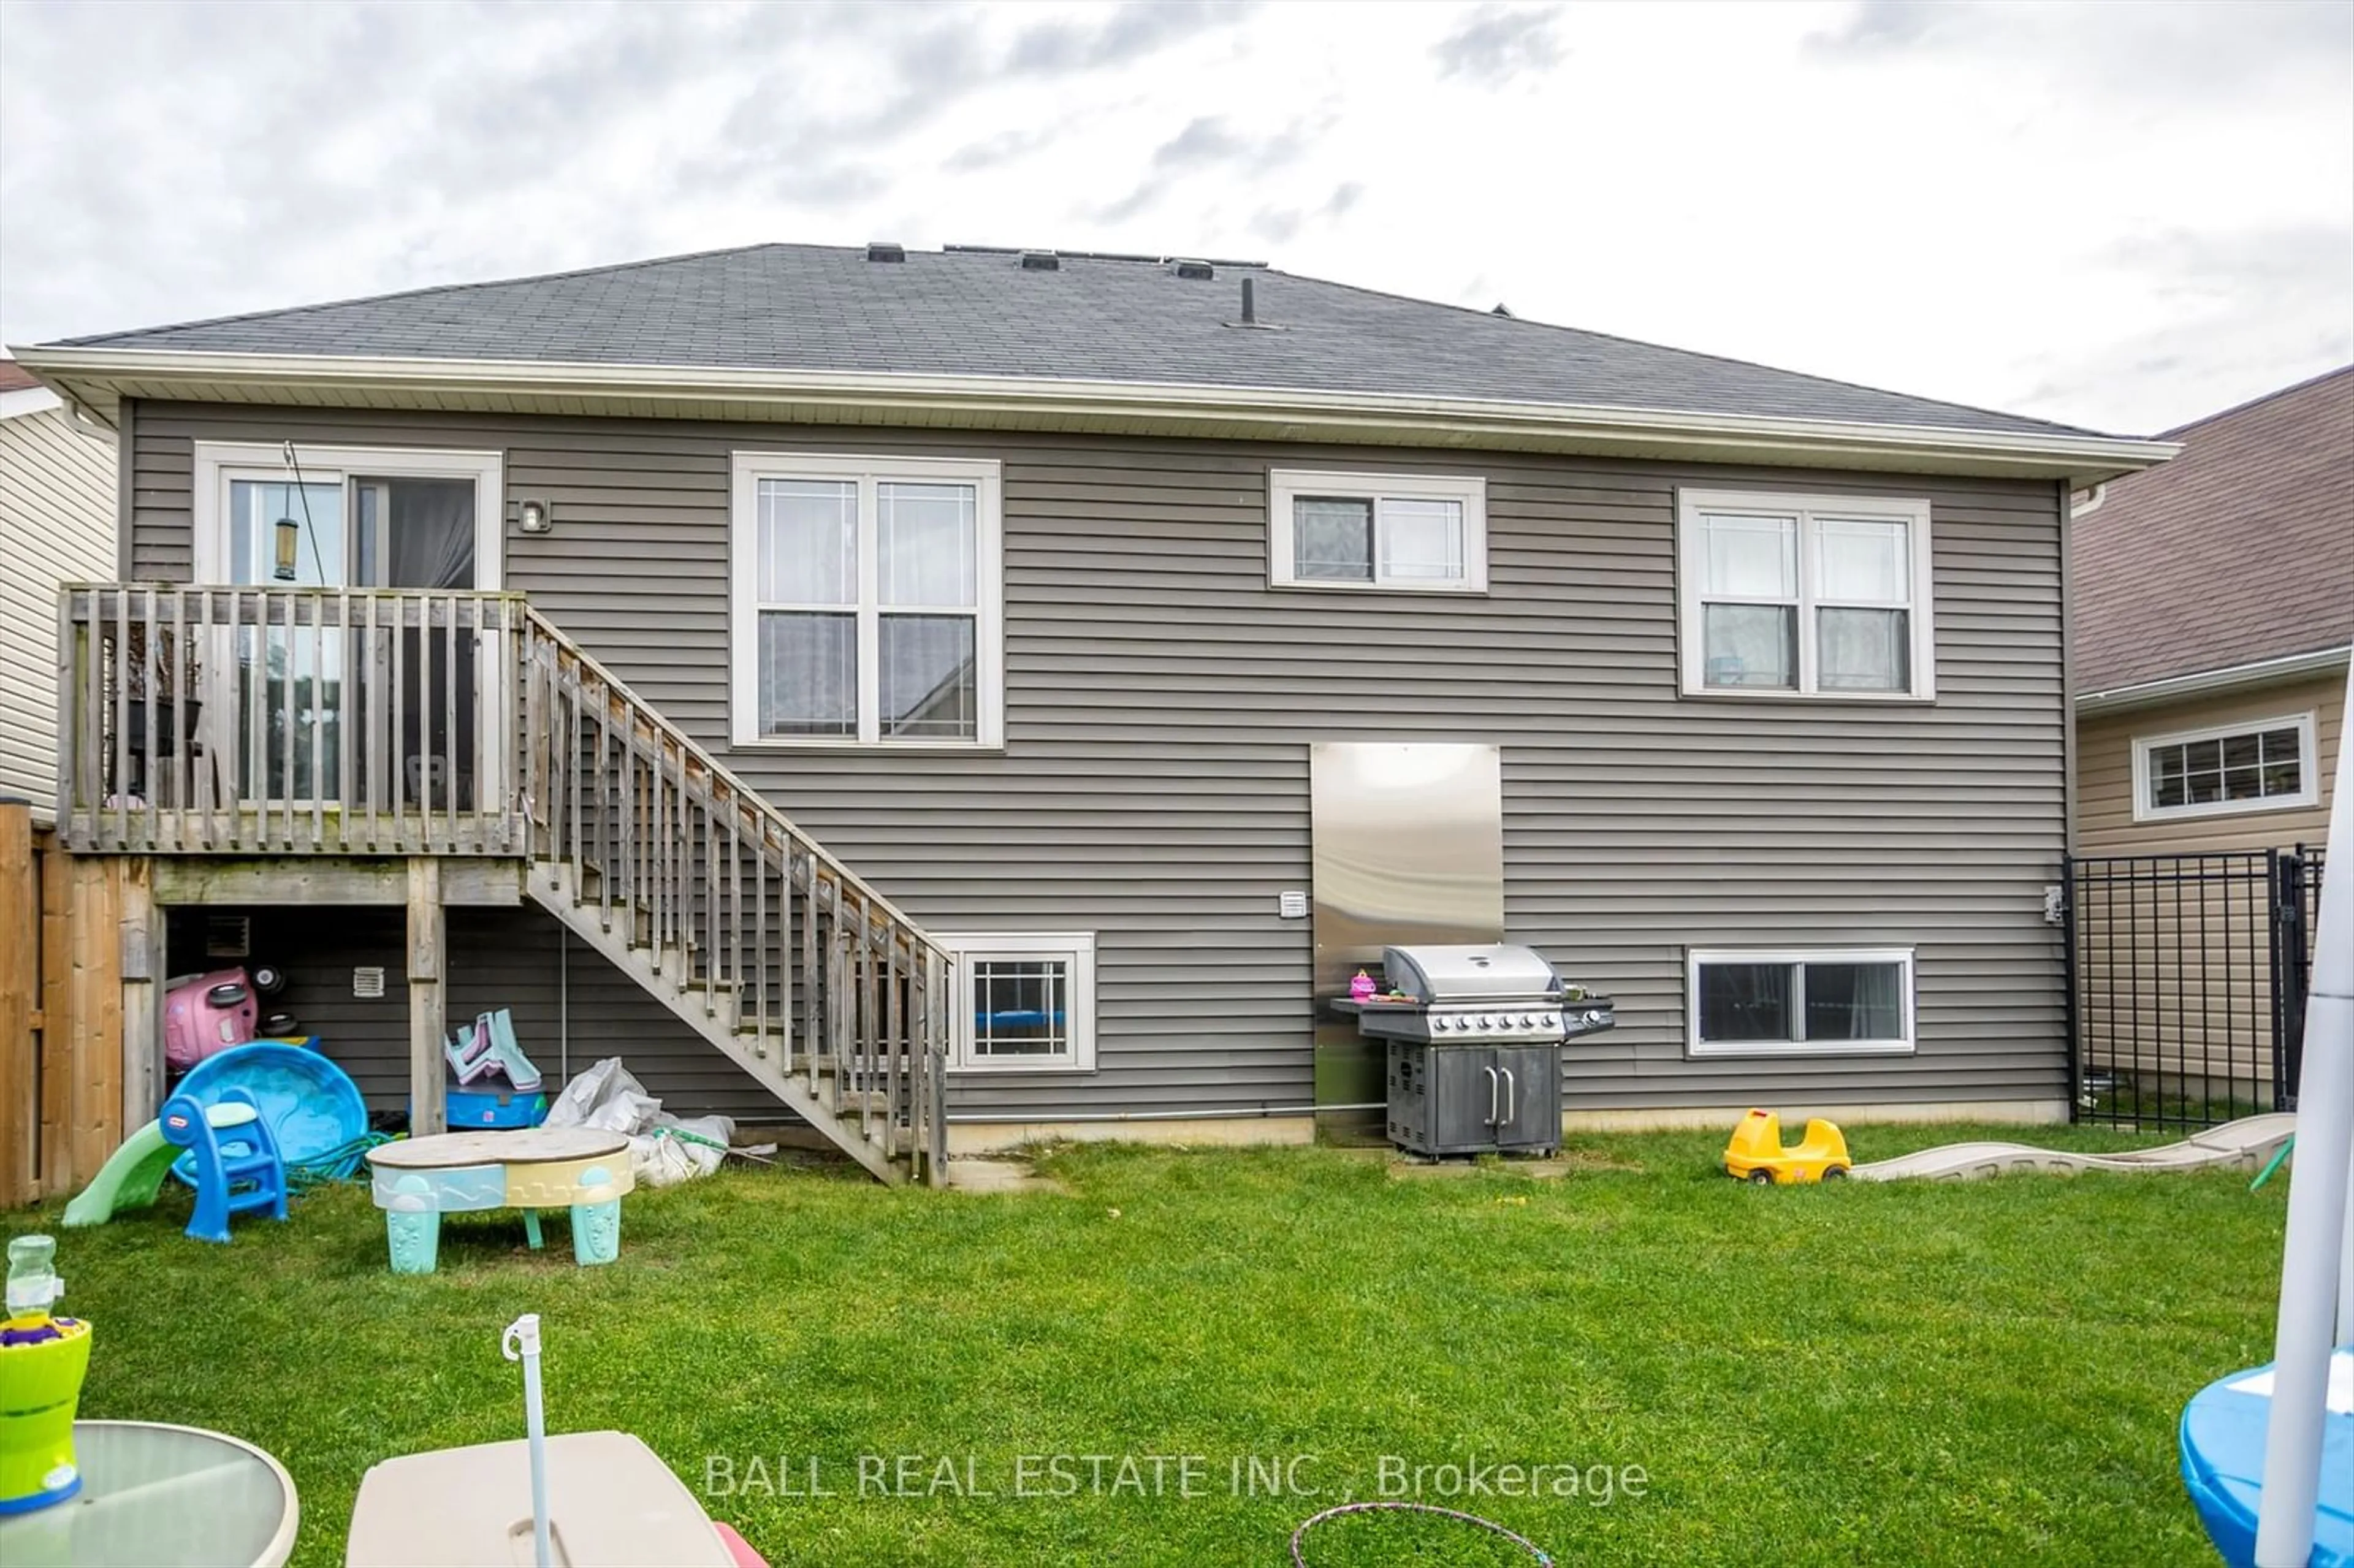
(6, 344), (2179, 484)
(2076, 645), (2353, 715)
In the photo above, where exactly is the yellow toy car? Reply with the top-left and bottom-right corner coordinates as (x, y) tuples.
(1723, 1109), (1851, 1184)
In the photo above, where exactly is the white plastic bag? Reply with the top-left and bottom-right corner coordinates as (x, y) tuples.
(542, 1057), (734, 1186)
(542, 1057), (660, 1138)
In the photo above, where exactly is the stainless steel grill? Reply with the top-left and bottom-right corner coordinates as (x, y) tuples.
(1338, 943), (1617, 1157)
(1349, 943), (1616, 1045)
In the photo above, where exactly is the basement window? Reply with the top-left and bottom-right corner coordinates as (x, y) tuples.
(1686, 948), (1915, 1058)
(939, 932), (1098, 1073)
(1268, 470), (1488, 593)
(2133, 712), (2317, 822)
(729, 453), (1004, 748)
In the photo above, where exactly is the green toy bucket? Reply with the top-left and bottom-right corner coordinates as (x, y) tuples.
(0, 1318), (92, 1515)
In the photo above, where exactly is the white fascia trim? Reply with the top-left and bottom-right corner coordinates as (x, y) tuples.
(10, 346), (2181, 481)
(2076, 644), (2352, 714)
(0, 386), (63, 421)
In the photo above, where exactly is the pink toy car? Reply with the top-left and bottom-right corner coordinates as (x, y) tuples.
(164, 969), (259, 1072)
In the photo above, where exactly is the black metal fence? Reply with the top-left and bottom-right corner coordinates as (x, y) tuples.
(2065, 845), (2325, 1130)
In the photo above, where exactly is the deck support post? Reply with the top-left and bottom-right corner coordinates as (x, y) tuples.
(408, 857), (447, 1136)
(118, 856), (162, 1130)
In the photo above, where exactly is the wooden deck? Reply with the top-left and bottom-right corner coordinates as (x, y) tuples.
(51, 584), (952, 1184)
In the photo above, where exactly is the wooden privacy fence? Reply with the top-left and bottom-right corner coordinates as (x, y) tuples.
(1, 800), (129, 1207)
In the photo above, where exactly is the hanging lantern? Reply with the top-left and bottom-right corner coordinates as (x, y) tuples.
(273, 517), (300, 580)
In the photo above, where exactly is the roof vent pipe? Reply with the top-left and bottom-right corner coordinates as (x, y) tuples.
(1240, 276), (1256, 324)
(1019, 249), (1061, 271)
(866, 242), (906, 263)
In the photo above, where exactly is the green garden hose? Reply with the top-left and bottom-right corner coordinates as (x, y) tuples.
(2250, 1136), (2295, 1192)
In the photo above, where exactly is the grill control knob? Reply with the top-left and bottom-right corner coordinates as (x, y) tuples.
(1433, 1016), (1452, 1033)
(1476, 1015), (1494, 1030)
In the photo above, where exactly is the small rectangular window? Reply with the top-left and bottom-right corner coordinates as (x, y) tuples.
(1268, 471), (1487, 592)
(2133, 713), (2317, 823)
(1687, 948), (1914, 1057)
(1678, 490), (1935, 699)
(939, 932), (1098, 1073)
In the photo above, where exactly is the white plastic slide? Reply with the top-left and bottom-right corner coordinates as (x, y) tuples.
(1849, 1111), (2298, 1182)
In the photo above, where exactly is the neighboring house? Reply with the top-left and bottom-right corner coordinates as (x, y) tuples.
(11, 242), (2173, 1178)
(2068, 365), (2353, 1105)
(0, 360), (116, 820)
(2074, 365), (2352, 850)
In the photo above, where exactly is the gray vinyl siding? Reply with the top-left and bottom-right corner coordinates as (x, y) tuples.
(1, 401), (116, 820)
(131, 402), (2070, 1121)
(160, 903), (787, 1121)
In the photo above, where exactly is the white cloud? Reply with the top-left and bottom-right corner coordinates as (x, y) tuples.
(1, 0), (2347, 433)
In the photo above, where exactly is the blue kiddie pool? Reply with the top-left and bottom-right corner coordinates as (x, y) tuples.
(169, 1042), (370, 1186)
(2179, 1349), (2354, 1567)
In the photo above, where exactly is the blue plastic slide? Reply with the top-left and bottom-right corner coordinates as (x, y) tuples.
(61, 1096), (283, 1241)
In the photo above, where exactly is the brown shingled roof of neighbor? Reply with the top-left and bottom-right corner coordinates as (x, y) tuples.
(2071, 364), (2354, 696)
(0, 360), (42, 392)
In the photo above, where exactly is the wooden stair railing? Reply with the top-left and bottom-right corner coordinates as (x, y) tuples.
(514, 607), (950, 1186)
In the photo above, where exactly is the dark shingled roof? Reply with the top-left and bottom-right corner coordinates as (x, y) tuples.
(2073, 365), (2354, 695)
(53, 242), (2102, 440)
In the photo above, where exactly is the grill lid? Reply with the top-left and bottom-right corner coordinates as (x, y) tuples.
(1382, 943), (1563, 1003)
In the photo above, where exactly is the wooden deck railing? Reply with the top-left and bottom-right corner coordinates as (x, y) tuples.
(55, 584), (950, 1181)
(58, 585), (526, 854)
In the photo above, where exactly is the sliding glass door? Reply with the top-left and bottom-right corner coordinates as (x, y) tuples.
(204, 446), (497, 820)
(225, 477), (347, 802)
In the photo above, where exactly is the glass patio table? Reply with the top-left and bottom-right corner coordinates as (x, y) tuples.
(0, 1420), (297, 1568)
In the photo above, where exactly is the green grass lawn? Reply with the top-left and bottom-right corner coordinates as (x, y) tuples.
(6, 1123), (2282, 1566)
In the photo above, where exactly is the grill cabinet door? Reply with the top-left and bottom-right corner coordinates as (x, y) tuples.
(1491, 1046), (1561, 1153)
(1431, 1047), (1503, 1152)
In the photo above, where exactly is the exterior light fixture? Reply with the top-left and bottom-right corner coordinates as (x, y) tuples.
(517, 499), (554, 535)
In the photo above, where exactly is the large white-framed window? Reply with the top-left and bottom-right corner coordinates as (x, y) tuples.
(1686, 947), (1916, 1058)
(1268, 470), (1488, 592)
(1676, 489), (1935, 700)
(938, 931), (1098, 1073)
(730, 453), (1003, 748)
(2131, 711), (2318, 823)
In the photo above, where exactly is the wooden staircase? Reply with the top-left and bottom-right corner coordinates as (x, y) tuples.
(516, 608), (950, 1185)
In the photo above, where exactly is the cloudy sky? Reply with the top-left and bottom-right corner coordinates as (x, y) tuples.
(2, 0), (2348, 435)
